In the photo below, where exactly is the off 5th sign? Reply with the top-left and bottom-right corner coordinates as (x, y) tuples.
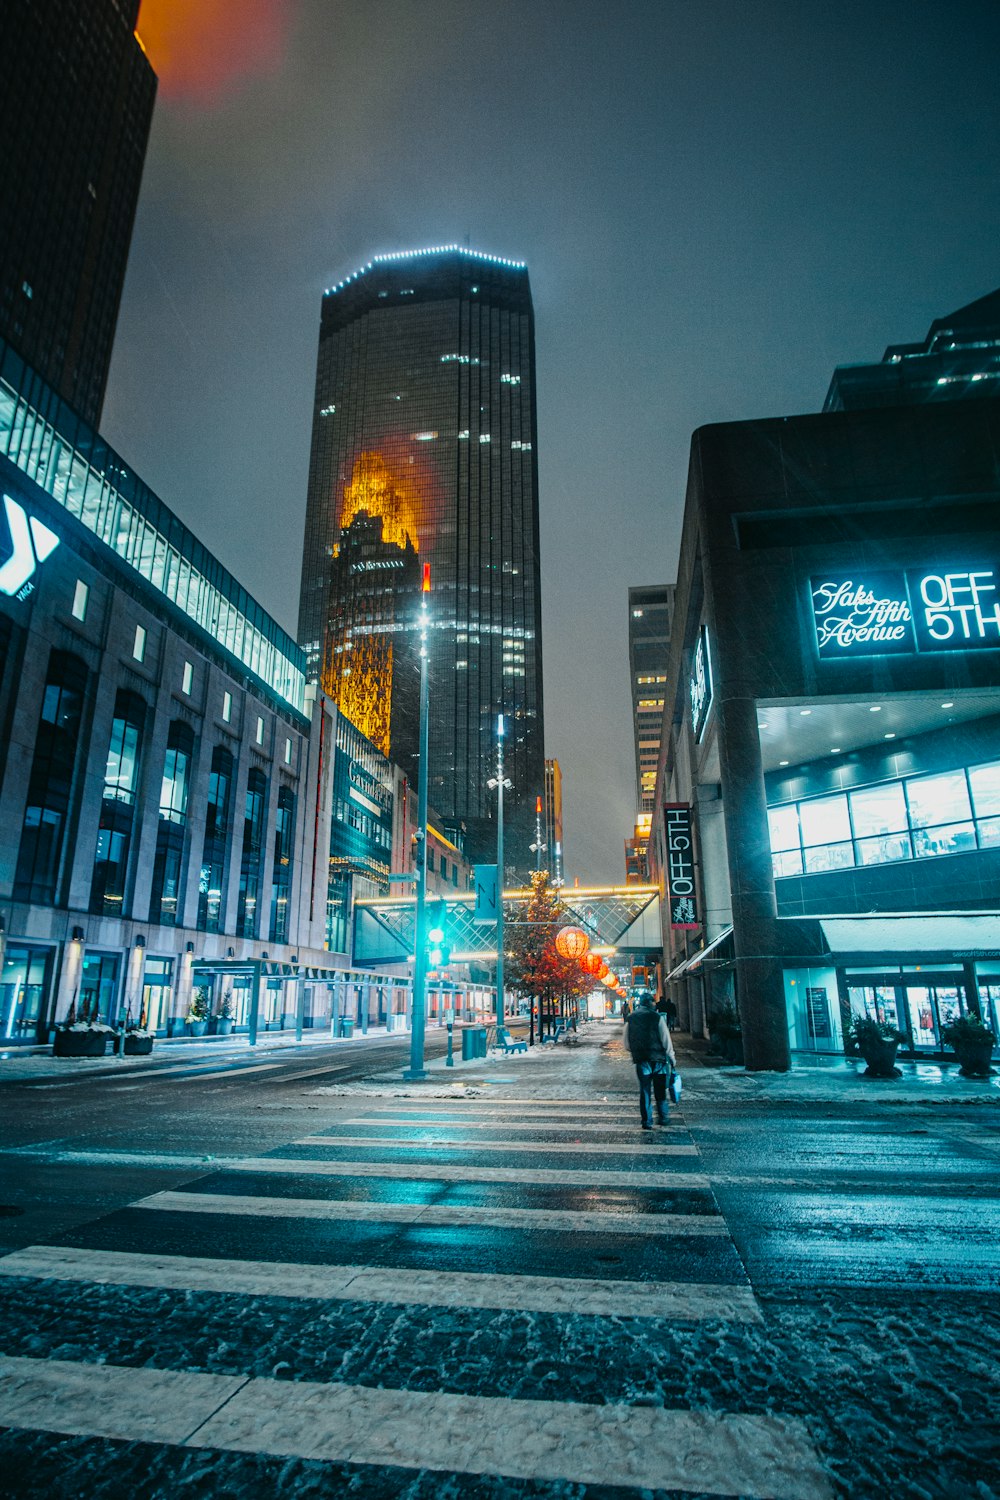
(0, 494), (60, 601)
(811, 566), (1000, 658)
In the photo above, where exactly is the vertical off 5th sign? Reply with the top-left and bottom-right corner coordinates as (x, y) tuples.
(664, 804), (699, 930)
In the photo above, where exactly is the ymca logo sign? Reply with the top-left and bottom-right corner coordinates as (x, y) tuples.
(0, 494), (60, 601)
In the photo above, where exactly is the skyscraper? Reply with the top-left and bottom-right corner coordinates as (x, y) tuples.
(628, 585), (673, 813)
(543, 757), (563, 884)
(0, 0), (156, 427)
(299, 246), (545, 866)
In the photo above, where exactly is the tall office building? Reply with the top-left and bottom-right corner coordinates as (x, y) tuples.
(0, 0), (156, 427)
(299, 246), (545, 867)
(543, 757), (563, 884)
(824, 287), (1000, 412)
(628, 584), (673, 813)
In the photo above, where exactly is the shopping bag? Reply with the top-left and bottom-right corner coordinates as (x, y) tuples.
(668, 1069), (682, 1103)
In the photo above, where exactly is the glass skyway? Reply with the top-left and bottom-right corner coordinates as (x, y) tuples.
(354, 885), (660, 965)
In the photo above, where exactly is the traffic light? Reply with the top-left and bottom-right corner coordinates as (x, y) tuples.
(427, 901), (450, 970)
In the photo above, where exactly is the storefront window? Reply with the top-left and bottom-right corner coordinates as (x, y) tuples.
(849, 782), (907, 838)
(799, 794), (851, 848)
(1, 946), (53, 1043)
(79, 952), (120, 1026)
(140, 957), (173, 1033)
(969, 762), (1000, 817)
(904, 770), (971, 828)
(769, 757), (1000, 878)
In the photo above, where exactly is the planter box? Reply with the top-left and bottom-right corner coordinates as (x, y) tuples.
(859, 1038), (901, 1078)
(951, 1038), (995, 1077)
(185, 1020), (209, 1038)
(123, 1034), (153, 1056)
(53, 1030), (108, 1058)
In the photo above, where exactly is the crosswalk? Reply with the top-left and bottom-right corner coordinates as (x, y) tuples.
(0, 1052), (833, 1498)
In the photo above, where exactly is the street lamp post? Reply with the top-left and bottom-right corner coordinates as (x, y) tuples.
(529, 793), (547, 872)
(405, 564), (432, 1081)
(488, 714), (511, 1036)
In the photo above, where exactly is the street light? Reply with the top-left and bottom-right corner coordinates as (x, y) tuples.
(405, 563), (432, 1081)
(486, 713), (512, 1034)
(529, 793), (547, 872)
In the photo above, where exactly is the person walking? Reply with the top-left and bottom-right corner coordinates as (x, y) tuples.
(623, 992), (677, 1129)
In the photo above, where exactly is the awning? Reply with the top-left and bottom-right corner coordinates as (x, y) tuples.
(819, 912), (1000, 960)
(666, 926), (734, 980)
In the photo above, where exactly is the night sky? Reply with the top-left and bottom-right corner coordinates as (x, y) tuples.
(103, 0), (1000, 883)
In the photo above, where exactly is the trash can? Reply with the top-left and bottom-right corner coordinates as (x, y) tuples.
(339, 1017), (355, 1038)
(461, 1025), (487, 1060)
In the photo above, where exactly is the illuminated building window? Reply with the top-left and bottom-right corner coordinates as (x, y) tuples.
(222, 691), (232, 723)
(132, 624), (146, 662)
(255, 715), (264, 746)
(72, 580), (88, 621)
(182, 661), (193, 694)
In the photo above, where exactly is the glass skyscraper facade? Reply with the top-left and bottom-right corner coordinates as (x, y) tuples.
(299, 246), (545, 867)
(0, 0), (156, 427)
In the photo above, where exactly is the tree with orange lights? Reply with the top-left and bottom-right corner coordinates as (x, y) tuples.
(505, 872), (592, 1041)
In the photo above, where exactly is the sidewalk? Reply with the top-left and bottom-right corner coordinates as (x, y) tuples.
(0, 1020), (407, 1081)
(677, 1036), (1000, 1106)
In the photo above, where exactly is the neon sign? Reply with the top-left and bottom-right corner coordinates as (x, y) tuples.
(0, 495), (59, 601)
(811, 568), (1000, 658)
(664, 804), (699, 930)
(689, 625), (713, 740)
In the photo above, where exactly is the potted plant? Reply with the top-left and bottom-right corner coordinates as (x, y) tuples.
(847, 1015), (905, 1078)
(119, 1002), (154, 1055)
(185, 988), (210, 1037)
(52, 996), (117, 1058)
(211, 989), (235, 1036)
(941, 1013), (996, 1078)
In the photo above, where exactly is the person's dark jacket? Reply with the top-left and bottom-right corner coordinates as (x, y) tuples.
(623, 1007), (676, 1069)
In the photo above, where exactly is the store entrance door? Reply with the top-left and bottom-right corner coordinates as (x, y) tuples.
(900, 981), (963, 1052)
(846, 972), (968, 1053)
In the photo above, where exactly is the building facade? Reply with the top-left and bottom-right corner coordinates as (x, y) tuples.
(650, 393), (1000, 1070)
(0, 339), (424, 1043)
(825, 287), (1000, 412)
(628, 585), (673, 814)
(298, 246), (545, 869)
(0, 0), (156, 427)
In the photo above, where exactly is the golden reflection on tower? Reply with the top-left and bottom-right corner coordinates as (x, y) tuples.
(324, 451), (422, 754)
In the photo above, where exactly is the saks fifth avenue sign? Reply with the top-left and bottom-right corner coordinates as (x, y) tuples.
(689, 625), (713, 741)
(811, 567), (1000, 659)
(664, 804), (699, 930)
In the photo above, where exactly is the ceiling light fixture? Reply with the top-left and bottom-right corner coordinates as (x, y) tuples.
(869, 705), (882, 712)
(779, 760), (789, 767)
(884, 732), (896, 740)
(830, 747), (841, 754)
(799, 709), (812, 717)
(941, 702), (954, 709)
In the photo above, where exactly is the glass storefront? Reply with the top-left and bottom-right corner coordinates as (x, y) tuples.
(140, 957), (173, 1033)
(1, 945), (53, 1043)
(845, 965), (977, 1053)
(769, 757), (1000, 878)
(78, 951), (120, 1025)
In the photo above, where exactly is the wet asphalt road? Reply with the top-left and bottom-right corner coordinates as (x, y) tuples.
(0, 1028), (996, 1498)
